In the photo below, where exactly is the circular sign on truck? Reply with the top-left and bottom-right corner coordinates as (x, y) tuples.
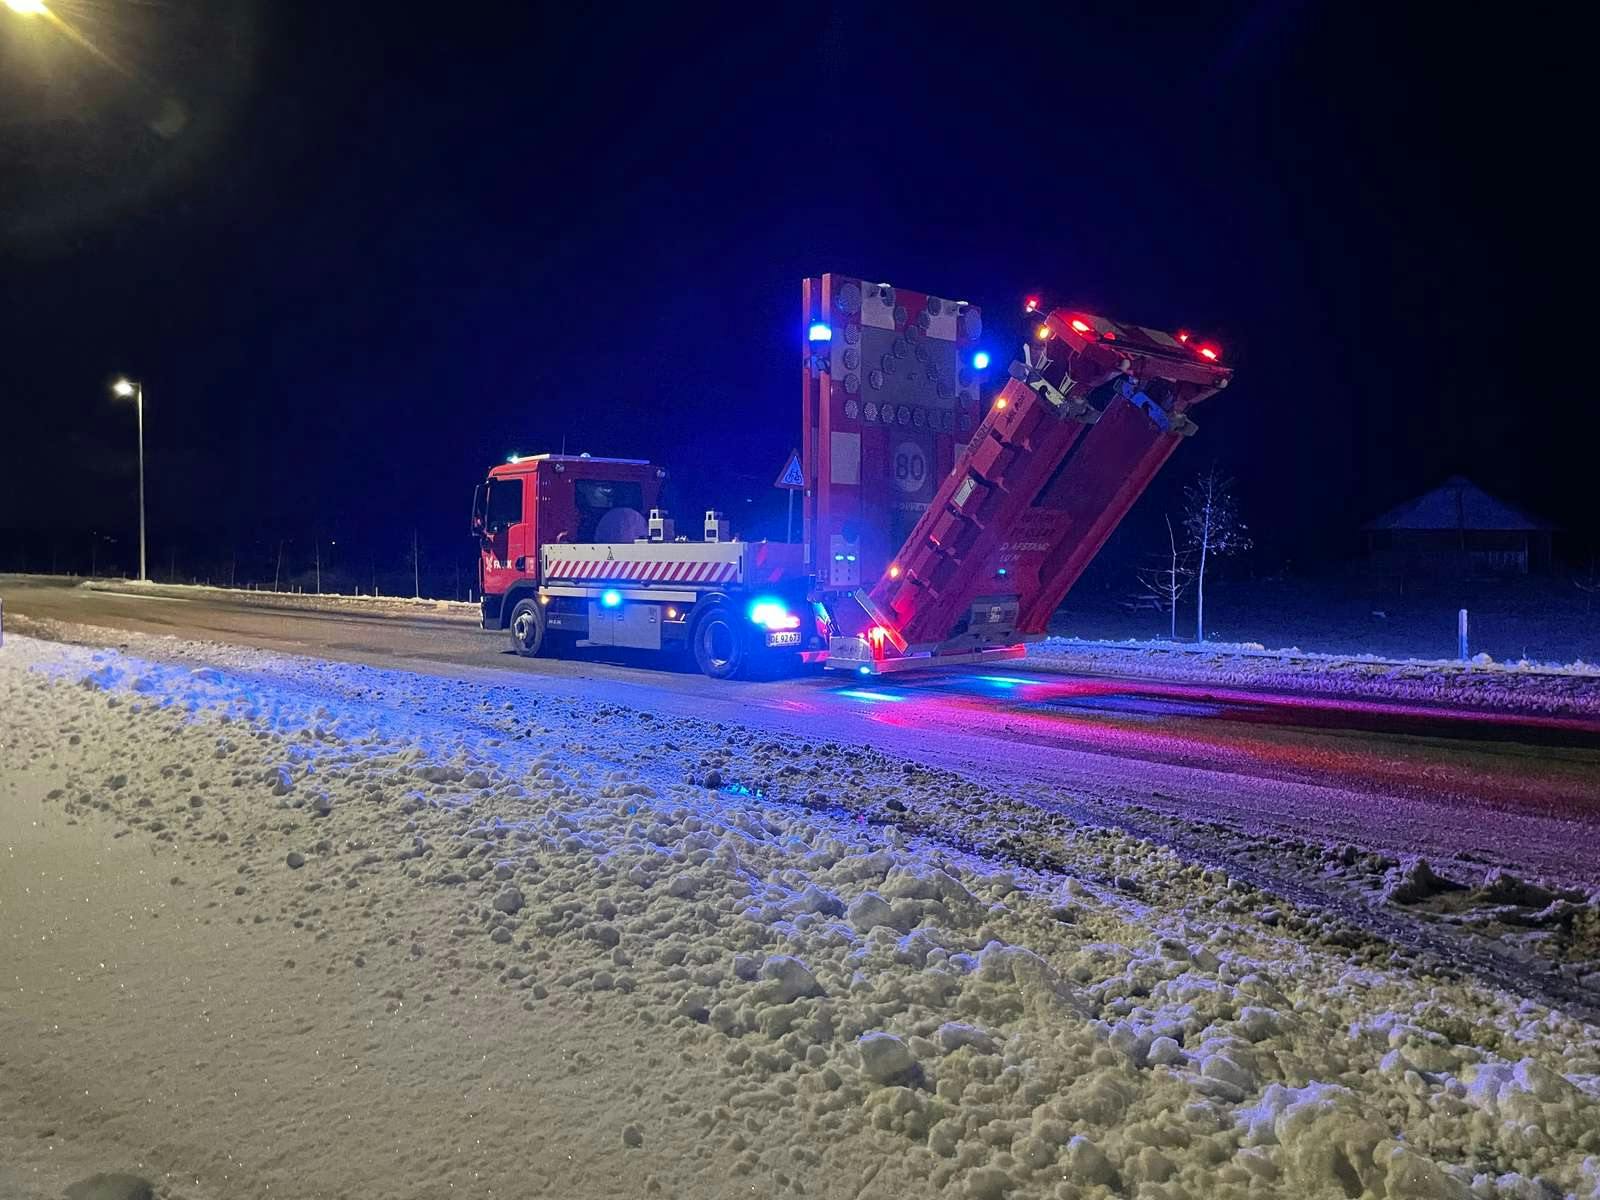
(892, 440), (929, 495)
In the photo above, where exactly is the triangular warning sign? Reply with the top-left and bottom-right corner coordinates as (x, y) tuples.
(774, 450), (805, 490)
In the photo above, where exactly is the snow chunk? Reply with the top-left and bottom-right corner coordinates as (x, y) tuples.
(1148, 1035), (1184, 1066)
(491, 885), (524, 914)
(757, 955), (823, 1004)
(1238, 1081), (1389, 1196)
(974, 941), (1083, 1016)
(857, 1032), (917, 1084)
(846, 890), (900, 933)
(1065, 1135), (1116, 1186)
(935, 1022), (998, 1056)
(1383, 857), (1466, 905)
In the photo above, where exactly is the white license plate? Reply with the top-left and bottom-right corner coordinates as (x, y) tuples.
(766, 631), (801, 648)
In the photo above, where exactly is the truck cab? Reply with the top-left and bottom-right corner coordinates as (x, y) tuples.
(474, 454), (663, 630)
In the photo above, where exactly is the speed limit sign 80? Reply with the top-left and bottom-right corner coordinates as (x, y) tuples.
(892, 441), (929, 494)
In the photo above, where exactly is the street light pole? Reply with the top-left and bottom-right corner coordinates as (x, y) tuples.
(135, 382), (146, 582)
(113, 378), (147, 582)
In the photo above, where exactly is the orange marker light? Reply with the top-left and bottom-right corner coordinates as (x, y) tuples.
(995, 396), (1009, 410)
(1035, 324), (1052, 340)
(1069, 318), (1092, 334)
(887, 565), (901, 579)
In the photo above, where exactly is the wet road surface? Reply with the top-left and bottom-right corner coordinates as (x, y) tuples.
(4, 575), (1598, 888)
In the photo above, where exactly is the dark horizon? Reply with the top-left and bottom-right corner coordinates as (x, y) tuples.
(1, 3), (1584, 590)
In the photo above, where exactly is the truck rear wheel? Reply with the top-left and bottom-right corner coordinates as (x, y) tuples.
(508, 598), (547, 657)
(690, 604), (749, 680)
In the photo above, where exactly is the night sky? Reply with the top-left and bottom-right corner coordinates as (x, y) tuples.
(0, 3), (1579, 587)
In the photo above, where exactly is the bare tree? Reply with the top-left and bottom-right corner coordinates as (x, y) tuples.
(1137, 515), (1196, 640)
(1183, 467), (1252, 643)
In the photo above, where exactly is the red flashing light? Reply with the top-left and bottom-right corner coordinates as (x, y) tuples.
(1177, 332), (1190, 343)
(1024, 295), (1040, 313)
(1069, 318), (1092, 334)
(1199, 346), (1220, 361)
(866, 625), (890, 660)
(1102, 330), (1116, 340)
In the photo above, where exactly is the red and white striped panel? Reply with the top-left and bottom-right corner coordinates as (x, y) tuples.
(545, 558), (739, 585)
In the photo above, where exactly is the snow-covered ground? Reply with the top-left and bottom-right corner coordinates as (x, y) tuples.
(1049, 573), (1600, 667)
(1031, 638), (1600, 719)
(3, 630), (1599, 1200)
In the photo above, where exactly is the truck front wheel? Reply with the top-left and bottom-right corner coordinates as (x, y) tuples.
(690, 604), (749, 680)
(508, 598), (547, 657)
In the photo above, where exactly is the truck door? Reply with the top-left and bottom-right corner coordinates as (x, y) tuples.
(481, 475), (529, 596)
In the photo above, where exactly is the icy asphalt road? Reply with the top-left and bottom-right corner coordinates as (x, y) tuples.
(5, 575), (1597, 894)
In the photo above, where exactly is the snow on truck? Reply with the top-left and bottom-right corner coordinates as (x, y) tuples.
(473, 275), (1232, 678)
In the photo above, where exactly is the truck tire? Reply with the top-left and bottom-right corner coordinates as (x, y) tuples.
(508, 597), (547, 657)
(690, 603), (749, 680)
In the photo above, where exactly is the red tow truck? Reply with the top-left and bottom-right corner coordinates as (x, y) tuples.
(472, 275), (1231, 679)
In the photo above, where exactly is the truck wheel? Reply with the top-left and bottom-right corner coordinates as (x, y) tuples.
(508, 598), (546, 657)
(690, 604), (748, 680)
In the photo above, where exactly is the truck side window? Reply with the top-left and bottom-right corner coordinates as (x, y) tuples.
(486, 478), (524, 530)
(574, 479), (644, 542)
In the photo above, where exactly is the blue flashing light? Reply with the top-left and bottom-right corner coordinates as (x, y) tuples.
(858, 666), (872, 676)
(808, 322), (833, 343)
(996, 567), (1008, 577)
(748, 597), (800, 631)
(600, 588), (623, 608)
(972, 350), (991, 370)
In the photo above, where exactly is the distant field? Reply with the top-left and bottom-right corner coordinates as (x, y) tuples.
(1050, 573), (1600, 664)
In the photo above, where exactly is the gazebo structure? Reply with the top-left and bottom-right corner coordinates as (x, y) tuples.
(1365, 476), (1552, 577)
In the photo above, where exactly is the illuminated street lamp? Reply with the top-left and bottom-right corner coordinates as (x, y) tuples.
(111, 377), (147, 582)
(3, 0), (50, 15)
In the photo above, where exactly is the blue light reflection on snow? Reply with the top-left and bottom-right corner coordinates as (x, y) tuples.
(837, 688), (905, 703)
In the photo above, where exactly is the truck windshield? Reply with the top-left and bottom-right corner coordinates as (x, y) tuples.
(486, 478), (524, 530)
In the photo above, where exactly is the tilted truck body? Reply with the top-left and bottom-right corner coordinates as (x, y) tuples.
(474, 275), (1231, 678)
(804, 277), (1231, 672)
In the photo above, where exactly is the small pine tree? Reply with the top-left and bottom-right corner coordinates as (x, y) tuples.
(1183, 467), (1252, 643)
